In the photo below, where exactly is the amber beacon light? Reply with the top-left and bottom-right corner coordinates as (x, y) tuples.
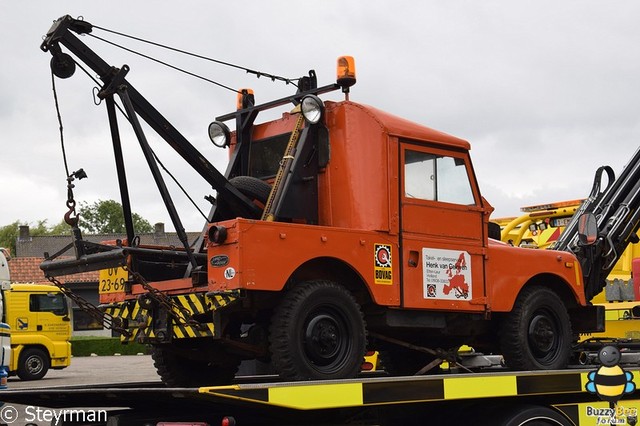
(336, 56), (356, 99)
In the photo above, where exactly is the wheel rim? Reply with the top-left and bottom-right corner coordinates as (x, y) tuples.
(303, 307), (351, 374)
(26, 355), (44, 376)
(527, 309), (561, 363)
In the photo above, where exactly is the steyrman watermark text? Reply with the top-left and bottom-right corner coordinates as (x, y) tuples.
(1, 405), (108, 424)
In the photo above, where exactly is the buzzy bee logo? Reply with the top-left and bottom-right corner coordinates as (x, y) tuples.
(585, 346), (637, 424)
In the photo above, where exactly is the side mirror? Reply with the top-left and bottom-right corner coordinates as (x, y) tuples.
(578, 213), (598, 245)
(487, 222), (501, 240)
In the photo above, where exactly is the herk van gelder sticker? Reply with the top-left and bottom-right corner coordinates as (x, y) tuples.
(374, 244), (393, 285)
(423, 248), (472, 300)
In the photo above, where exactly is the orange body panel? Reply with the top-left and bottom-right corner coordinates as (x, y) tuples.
(486, 240), (586, 311)
(206, 220), (585, 314)
(208, 219), (400, 306)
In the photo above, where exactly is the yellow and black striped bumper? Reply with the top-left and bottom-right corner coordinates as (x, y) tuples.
(102, 292), (237, 343)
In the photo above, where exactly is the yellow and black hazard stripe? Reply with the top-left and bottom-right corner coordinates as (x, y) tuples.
(173, 293), (210, 317)
(102, 291), (237, 342)
(103, 300), (140, 321)
(199, 370), (639, 411)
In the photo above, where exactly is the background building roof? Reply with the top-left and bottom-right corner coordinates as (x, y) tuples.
(11, 223), (201, 284)
(16, 223), (201, 258)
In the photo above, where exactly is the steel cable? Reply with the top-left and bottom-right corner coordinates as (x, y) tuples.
(91, 24), (299, 87)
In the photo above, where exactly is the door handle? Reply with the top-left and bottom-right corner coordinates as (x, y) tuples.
(37, 325), (43, 331)
(408, 250), (419, 267)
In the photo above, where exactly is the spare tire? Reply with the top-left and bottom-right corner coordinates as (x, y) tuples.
(216, 176), (272, 220)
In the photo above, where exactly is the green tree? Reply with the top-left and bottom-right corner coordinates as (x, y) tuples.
(77, 199), (154, 234)
(0, 200), (153, 253)
(30, 219), (70, 237)
(0, 221), (20, 255)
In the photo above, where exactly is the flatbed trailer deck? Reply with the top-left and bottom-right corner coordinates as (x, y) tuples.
(2, 369), (639, 425)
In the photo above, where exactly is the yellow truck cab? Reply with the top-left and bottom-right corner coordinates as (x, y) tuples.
(0, 248), (71, 380)
(4, 284), (72, 380)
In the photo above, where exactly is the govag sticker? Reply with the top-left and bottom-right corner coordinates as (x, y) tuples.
(374, 244), (393, 285)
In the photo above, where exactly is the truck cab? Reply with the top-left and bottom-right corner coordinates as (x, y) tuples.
(0, 248), (71, 380)
(4, 283), (72, 380)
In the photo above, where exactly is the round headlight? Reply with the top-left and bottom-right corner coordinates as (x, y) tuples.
(208, 121), (230, 148)
(208, 225), (228, 244)
(301, 95), (324, 124)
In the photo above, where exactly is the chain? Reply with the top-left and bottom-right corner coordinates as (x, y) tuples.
(124, 266), (203, 329)
(46, 266), (203, 336)
(45, 274), (131, 337)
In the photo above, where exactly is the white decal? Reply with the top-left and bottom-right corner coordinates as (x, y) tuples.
(422, 248), (472, 300)
(223, 267), (236, 280)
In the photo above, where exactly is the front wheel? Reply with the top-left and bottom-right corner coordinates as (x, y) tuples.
(17, 347), (50, 380)
(269, 280), (367, 380)
(500, 286), (572, 370)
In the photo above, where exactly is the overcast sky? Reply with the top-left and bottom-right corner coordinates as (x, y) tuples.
(1, 1), (639, 235)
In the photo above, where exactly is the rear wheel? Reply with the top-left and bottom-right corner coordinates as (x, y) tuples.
(500, 286), (572, 370)
(151, 342), (241, 387)
(269, 280), (367, 380)
(17, 347), (50, 381)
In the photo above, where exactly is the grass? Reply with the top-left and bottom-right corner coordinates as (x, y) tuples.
(71, 336), (150, 357)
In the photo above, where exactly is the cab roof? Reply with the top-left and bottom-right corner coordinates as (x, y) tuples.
(9, 283), (61, 293)
(328, 101), (471, 151)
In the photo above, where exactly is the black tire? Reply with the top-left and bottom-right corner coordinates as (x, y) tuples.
(500, 286), (572, 370)
(269, 280), (367, 380)
(229, 176), (272, 204)
(151, 343), (240, 387)
(17, 347), (50, 380)
(216, 176), (272, 221)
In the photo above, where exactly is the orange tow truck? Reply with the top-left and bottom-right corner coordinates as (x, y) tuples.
(40, 15), (640, 390)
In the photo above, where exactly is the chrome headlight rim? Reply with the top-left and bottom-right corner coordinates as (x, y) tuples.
(301, 95), (324, 124)
(208, 121), (231, 148)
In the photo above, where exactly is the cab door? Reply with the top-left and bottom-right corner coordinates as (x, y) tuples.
(400, 142), (487, 311)
(28, 291), (71, 339)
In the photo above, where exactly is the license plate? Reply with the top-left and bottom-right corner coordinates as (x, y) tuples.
(99, 267), (128, 294)
(551, 217), (572, 227)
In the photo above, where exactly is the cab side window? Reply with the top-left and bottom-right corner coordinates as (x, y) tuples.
(404, 150), (475, 205)
(29, 294), (68, 316)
